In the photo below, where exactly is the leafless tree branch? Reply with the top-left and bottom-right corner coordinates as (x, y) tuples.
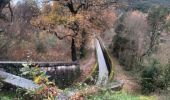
(47, 29), (78, 40)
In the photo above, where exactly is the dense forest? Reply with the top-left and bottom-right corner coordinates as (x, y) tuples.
(0, 0), (170, 100)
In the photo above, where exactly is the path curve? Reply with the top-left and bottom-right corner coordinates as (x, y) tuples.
(112, 57), (141, 93)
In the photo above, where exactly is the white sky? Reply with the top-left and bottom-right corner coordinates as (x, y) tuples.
(11, 0), (43, 5)
(12, 0), (22, 5)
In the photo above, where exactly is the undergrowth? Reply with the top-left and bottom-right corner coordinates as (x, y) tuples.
(86, 90), (156, 100)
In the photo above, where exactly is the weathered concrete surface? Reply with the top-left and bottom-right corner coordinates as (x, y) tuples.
(0, 70), (39, 90)
(95, 39), (109, 85)
(0, 61), (79, 67)
(0, 61), (80, 89)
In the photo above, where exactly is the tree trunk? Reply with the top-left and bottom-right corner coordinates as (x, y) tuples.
(71, 38), (77, 61)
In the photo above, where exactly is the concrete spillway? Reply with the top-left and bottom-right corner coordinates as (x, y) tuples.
(95, 39), (109, 85)
(0, 70), (39, 90)
(0, 62), (79, 89)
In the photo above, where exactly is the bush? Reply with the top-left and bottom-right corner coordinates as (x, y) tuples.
(34, 32), (47, 53)
(112, 35), (141, 70)
(141, 70), (157, 93)
(35, 41), (47, 53)
(20, 64), (59, 99)
(163, 62), (170, 88)
(140, 59), (170, 94)
(0, 79), (3, 89)
(86, 90), (155, 100)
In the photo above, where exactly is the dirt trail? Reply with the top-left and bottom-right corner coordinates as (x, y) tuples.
(78, 38), (96, 81)
(78, 37), (141, 93)
(79, 51), (141, 93)
(112, 57), (141, 93)
(78, 53), (96, 81)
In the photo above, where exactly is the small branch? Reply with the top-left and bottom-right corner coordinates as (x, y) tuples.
(47, 30), (78, 40)
(88, 1), (117, 7)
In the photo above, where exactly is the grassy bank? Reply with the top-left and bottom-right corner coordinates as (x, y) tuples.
(0, 89), (158, 100)
(86, 90), (156, 100)
(0, 91), (15, 100)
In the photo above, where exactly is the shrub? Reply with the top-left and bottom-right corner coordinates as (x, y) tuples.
(140, 59), (170, 94)
(163, 62), (170, 88)
(0, 78), (3, 89)
(112, 35), (129, 61)
(19, 64), (59, 99)
(47, 34), (57, 48)
(79, 42), (87, 59)
(35, 40), (47, 53)
(86, 90), (155, 100)
(140, 58), (170, 94)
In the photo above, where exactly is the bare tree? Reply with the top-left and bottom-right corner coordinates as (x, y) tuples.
(0, 0), (13, 21)
(143, 6), (169, 57)
(113, 11), (150, 70)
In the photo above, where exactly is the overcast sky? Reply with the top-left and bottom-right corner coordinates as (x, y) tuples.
(11, 0), (43, 5)
(12, 0), (22, 5)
